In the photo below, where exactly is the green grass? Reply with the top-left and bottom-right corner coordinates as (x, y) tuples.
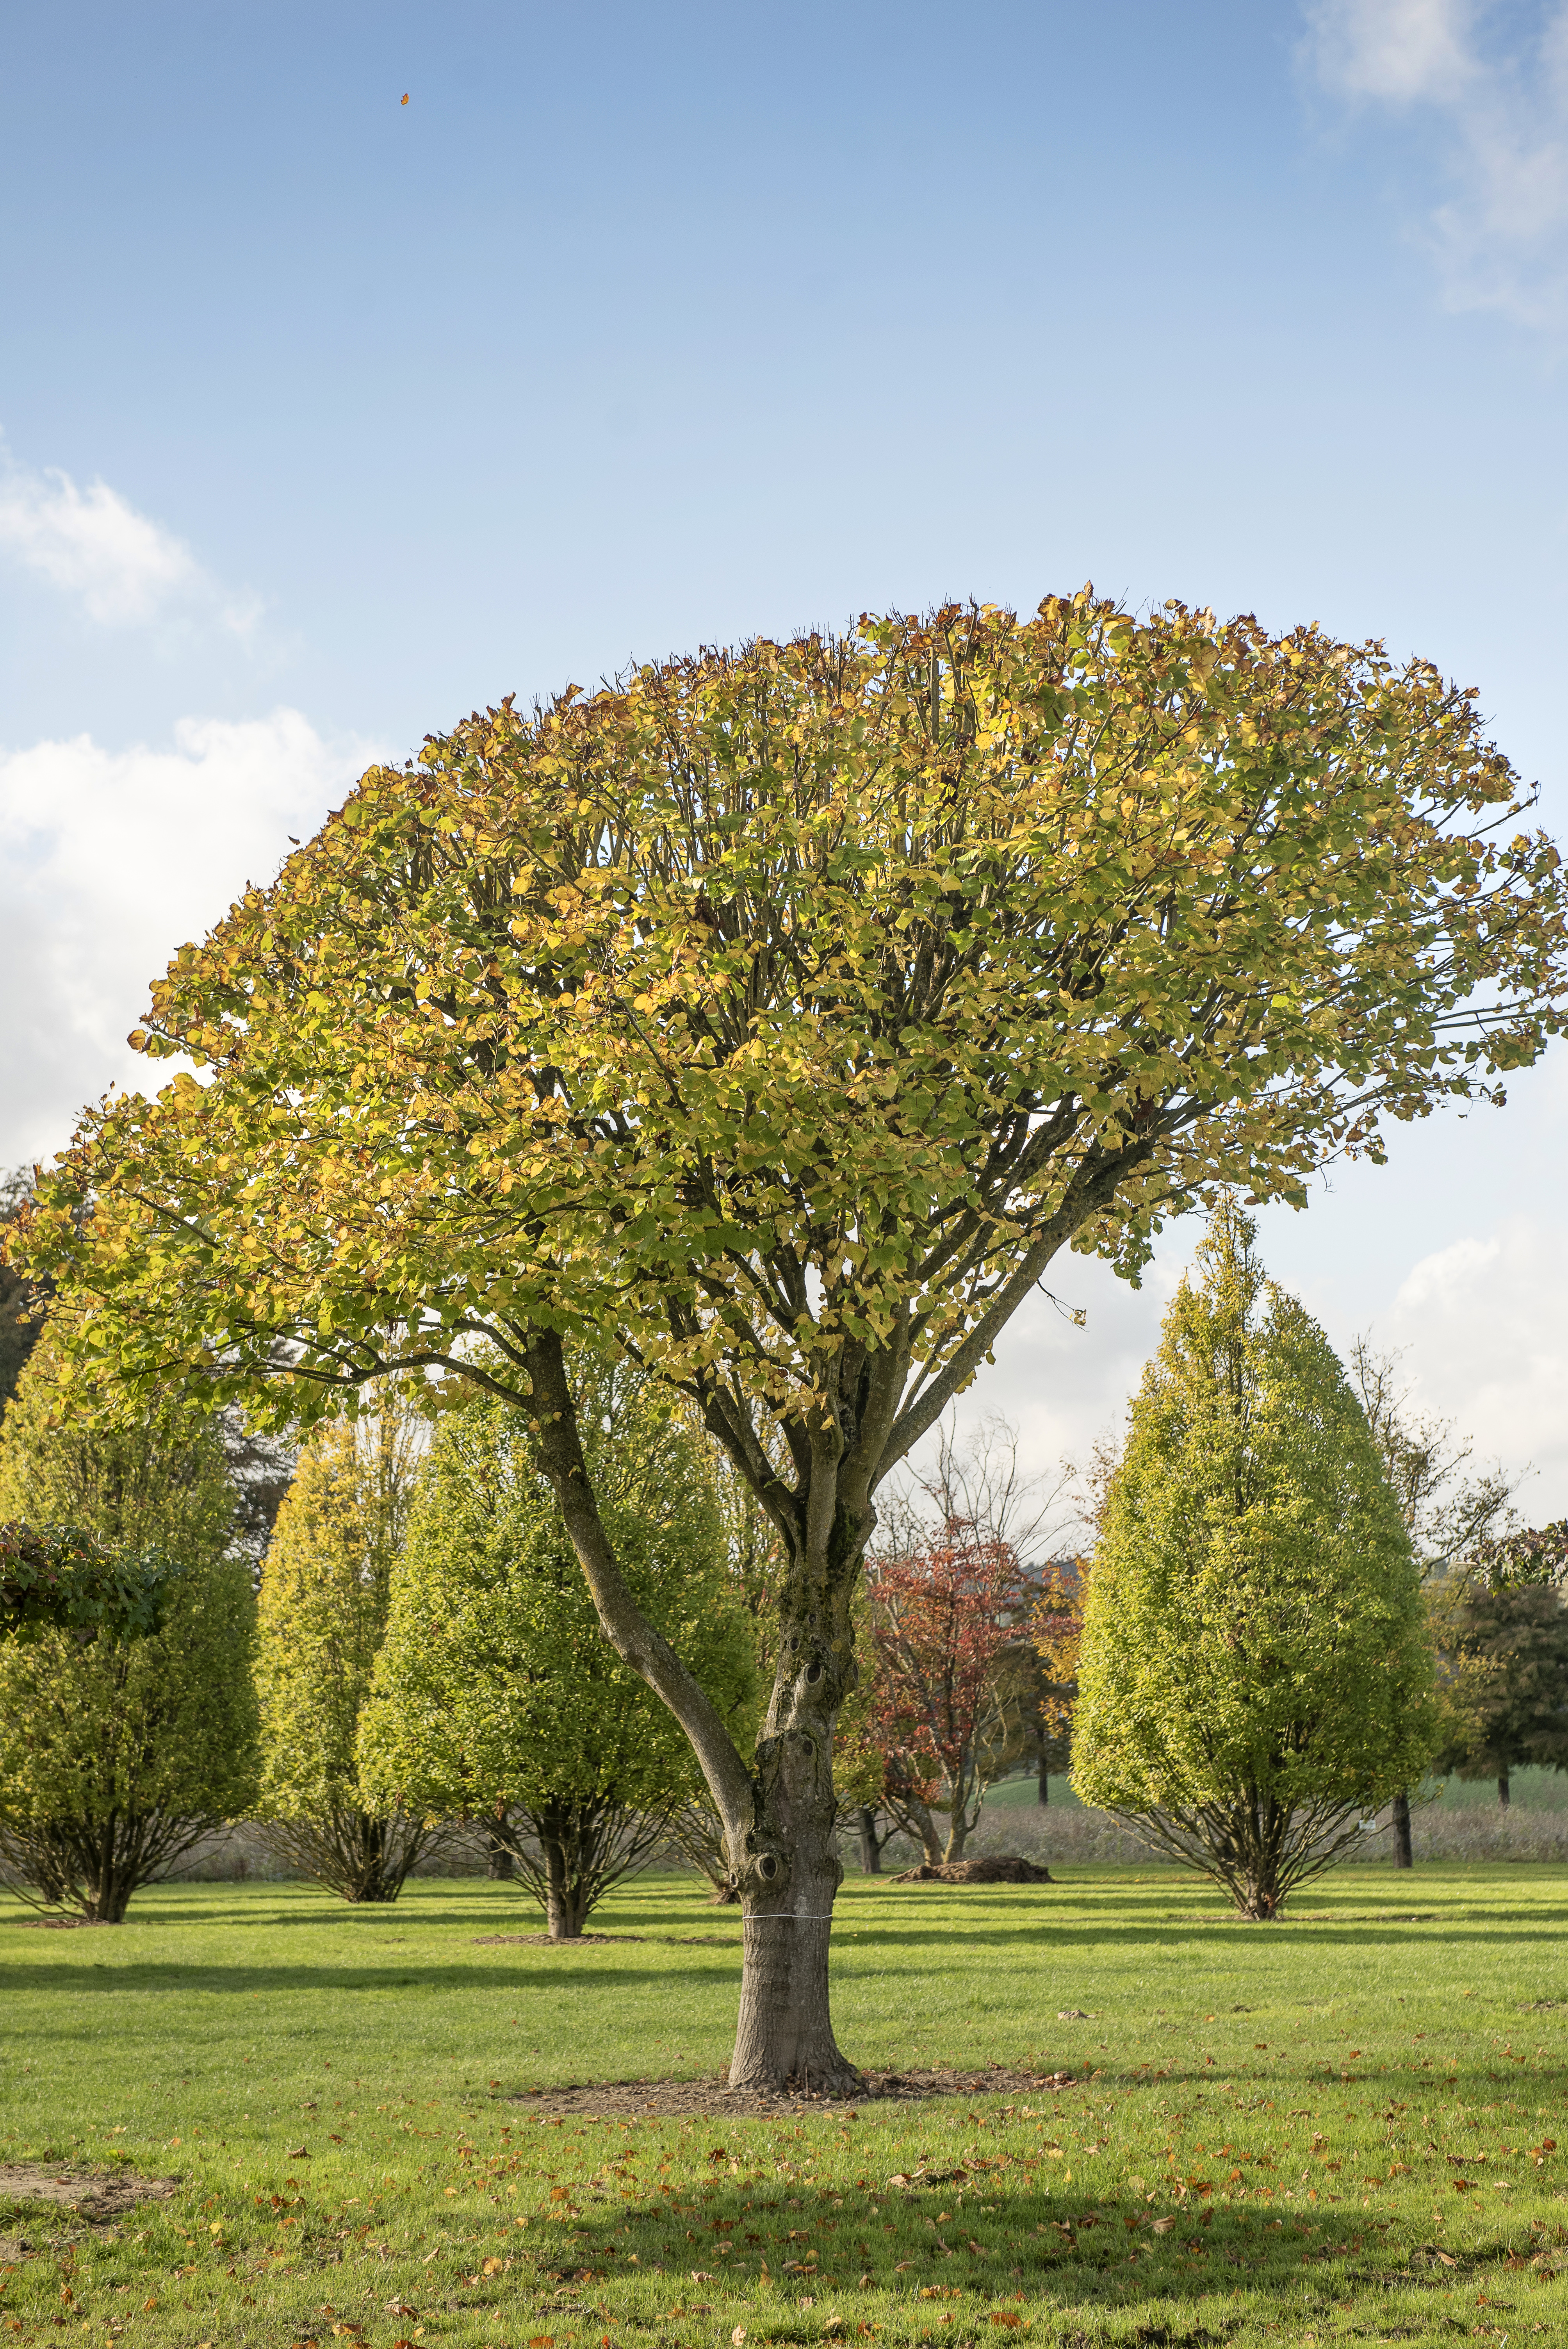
(3, 1866), (1568, 2348)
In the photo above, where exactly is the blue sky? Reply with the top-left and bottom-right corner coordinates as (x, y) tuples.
(3, 0), (1567, 1515)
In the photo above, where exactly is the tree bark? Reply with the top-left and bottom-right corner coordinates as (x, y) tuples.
(1037, 1758), (1049, 1806)
(856, 1806), (880, 1874)
(1498, 1768), (1511, 1808)
(1391, 1787), (1413, 1869)
(484, 1822), (515, 1881)
(540, 1813), (586, 1940)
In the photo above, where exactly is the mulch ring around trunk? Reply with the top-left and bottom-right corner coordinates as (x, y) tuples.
(0, 2163), (178, 2256)
(508, 2064), (1076, 2119)
(472, 1934), (741, 1947)
(889, 1855), (1055, 1884)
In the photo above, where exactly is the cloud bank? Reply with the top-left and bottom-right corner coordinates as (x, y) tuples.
(1381, 1211), (1568, 1510)
(1305, 0), (1568, 323)
(0, 435), (260, 634)
(1, 711), (382, 1168)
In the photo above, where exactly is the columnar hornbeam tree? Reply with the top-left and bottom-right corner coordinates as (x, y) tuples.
(13, 594), (1568, 2089)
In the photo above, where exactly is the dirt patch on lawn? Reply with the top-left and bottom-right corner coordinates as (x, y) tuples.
(5, 1914), (116, 1929)
(0, 2162), (177, 2251)
(507, 2064), (1076, 2120)
(890, 1856), (1055, 1885)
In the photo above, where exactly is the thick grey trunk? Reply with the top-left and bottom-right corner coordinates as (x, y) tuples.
(729, 1723), (857, 2093)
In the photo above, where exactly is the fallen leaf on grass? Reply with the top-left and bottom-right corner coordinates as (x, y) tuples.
(1151, 2217), (1176, 2235)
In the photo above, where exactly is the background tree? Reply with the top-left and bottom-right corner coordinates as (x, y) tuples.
(1073, 1205), (1438, 1919)
(864, 1518), (1027, 1863)
(255, 1390), (431, 1901)
(0, 1339), (258, 1920)
(20, 597), (1567, 2083)
(358, 1361), (754, 1939)
(1028, 1558), (1084, 1803)
(1433, 1523), (1568, 1805)
(1349, 1337), (1522, 1866)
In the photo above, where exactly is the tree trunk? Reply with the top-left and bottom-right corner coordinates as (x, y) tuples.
(943, 1807), (972, 1862)
(856, 1806), (880, 1874)
(729, 1724), (858, 2095)
(910, 1801), (943, 1866)
(540, 1818), (587, 1940)
(485, 1823), (515, 1880)
(1037, 1757), (1049, 1806)
(1391, 1787), (1413, 1870)
(1223, 1791), (1286, 1919)
(352, 1815), (392, 1901)
(1498, 1768), (1511, 1808)
(522, 1325), (872, 2092)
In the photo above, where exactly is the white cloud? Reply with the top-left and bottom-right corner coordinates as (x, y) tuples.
(0, 434), (260, 634)
(0, 711), (384, 1167)
(1304, 0), (1568, 324)
(1309, 0), (1479, 102)
(1377, 1212), (1568, 1515)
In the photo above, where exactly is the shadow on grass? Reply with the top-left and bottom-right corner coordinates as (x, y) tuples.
(445, 2161), (1529, 2326)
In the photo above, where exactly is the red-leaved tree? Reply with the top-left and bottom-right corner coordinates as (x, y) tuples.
(865, 1522), (1027, 1863)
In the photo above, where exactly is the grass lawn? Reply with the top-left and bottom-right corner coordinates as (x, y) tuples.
(3, 1864), (1567, 2348)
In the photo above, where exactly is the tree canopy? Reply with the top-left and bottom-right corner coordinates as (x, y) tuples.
(0, 1337), (257, 1920)
(0, 1326), (232, 1642)
(254, 1391), (431, 1901)
(1073, 1205), (1438, 1917)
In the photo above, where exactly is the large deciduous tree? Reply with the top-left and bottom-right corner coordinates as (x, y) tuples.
(13, 596), (1567, 2081)
(1072, 1206), (1438, 1917)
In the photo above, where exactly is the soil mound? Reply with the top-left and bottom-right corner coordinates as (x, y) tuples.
(0, 2163), (176, 2254)
(890, 1855), (1054, 1885)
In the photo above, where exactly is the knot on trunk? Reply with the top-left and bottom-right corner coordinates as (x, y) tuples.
(730, 1846), (788, 1899)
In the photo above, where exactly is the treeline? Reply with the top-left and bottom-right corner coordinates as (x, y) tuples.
(0, 1335), (761, 1931)
(3, 1196), (1564, 1932)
